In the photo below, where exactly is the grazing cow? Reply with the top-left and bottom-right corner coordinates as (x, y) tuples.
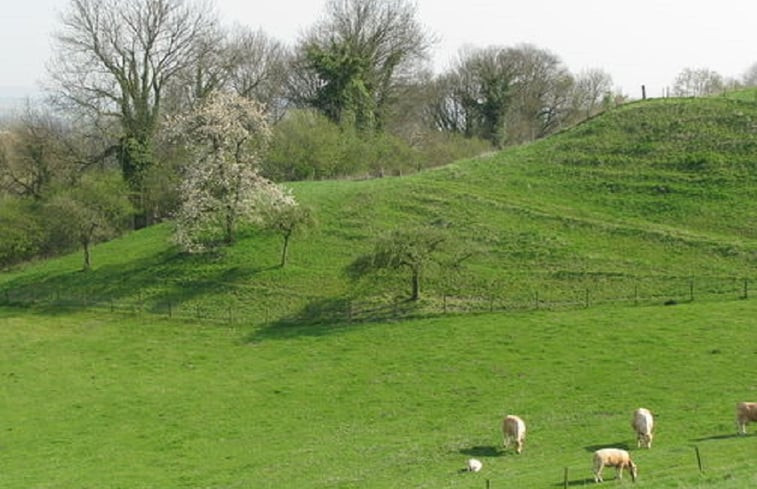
(502, 414), (526, 454)
(631, 408), (654, 448)
(466, 458), (483, 472)
(736, 402), (757, 435)
(592, 448), (638, 483)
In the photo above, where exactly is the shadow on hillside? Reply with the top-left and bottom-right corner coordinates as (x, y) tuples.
(552, 478), (596, 487)
(583, 441), (630, 453)
(1, 247), (276, 318)
(249, 295), (424, 341)
(458, 445), (503, 458)
(691, 433), (744, 442)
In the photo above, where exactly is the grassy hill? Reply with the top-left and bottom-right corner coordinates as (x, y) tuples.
(0, 95), (754, 325)
(0, 94), (755, 488)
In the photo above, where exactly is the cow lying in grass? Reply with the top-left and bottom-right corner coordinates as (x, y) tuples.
(592, 448), (638, 483)
(631, 408), (654, 448)
(736, 401), (757, 435)
(502, 414), (526, 454)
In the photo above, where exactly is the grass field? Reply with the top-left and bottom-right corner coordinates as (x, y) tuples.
(1, 93), (755, 488)
(1, 299), (755, 488)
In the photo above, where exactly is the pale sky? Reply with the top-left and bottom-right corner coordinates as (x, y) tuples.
(2, 0), (756, 100)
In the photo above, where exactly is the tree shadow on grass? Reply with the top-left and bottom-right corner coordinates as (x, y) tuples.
(552, 477), (596, 487)
(458, 445), (503, 458)
(248, 295), (426, 342)
(1, 247), (277, 319)
(691, 433), (744, 442)
(583, 441), (631, 453)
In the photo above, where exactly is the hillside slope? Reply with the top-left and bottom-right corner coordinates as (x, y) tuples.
(1, 96), (755, 324)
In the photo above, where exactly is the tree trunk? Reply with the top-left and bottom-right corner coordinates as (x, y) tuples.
(280, 233), (291, 268)
(410, 266), (421, 301)
(82, 240), (91, 271)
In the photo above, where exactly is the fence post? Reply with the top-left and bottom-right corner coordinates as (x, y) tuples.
(634, 284), (639, 306)
(534, 291), (539, 309)
(694, 445), (704, 473)
(689, 280), (694, 302)
(443, 294), (448, 314)
(563, 466), (569, 489)
(585, 288), (590, 308)
(744, 278), (749, 299)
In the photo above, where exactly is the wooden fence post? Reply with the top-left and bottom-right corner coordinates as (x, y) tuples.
(563, 466), (569, 489)
(694, 445), (704, 473)
(744, 278), (749, 299)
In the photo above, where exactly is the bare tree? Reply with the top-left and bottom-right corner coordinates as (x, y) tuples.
(48, 0), (215, 211)
(742, 62), (757, 87)
(0, 105), (77, 200)
(504, 44), (574, 143)
(571, 68), (614, 119)
(672, 67), (724, 97)
(430, 44), (574, 146)
(226, 27), (289, 118)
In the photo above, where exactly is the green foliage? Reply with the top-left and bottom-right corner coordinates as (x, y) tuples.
(44, 171), (133, 270)
(264, 110), (490, 181)
(305, 40), (377, 130)
(261, 202), (316, 267)
(0, 197), (45, 268)
(263, 110), (346, 180)
(350, 225), (451, 301)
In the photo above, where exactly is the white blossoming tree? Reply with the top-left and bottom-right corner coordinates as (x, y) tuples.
(170, 92), (296, 252)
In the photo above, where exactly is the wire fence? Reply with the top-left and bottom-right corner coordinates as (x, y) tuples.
(0, 275), (751, 326)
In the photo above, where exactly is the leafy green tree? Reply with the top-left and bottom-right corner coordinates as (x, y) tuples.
(262, 203), (315, 267)
(45, 171), (133, 270)
(350, 226), (449, 301)
(297, 0), (434, 131)
(0, 197), (45, 268)
(168, 92), (295, 253)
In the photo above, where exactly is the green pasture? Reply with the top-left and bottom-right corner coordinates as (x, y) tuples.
(1, 300), (755, 488)
(1, 92), (755, 488)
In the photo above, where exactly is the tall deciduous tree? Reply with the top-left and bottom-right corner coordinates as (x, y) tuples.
(168, 92), (295, 253)
(431, 47), (516, 147)
(430, 44), (575, 146)
(298, 0), (434, 130)
(49, 0), (215, 223)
